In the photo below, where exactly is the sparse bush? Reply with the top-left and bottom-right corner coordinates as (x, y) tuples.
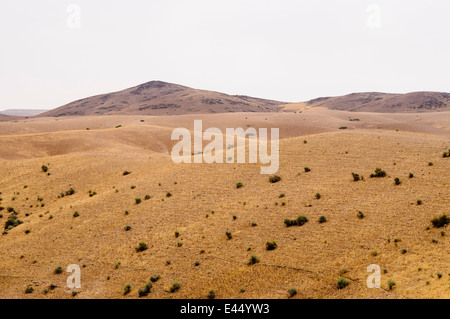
(304, 167), (311, 173)
(318, 215), (327, 223)
(166, 192), (172, 198)
(315, 193), (321, 199)
(247, 255), (260, 265)
(269, 175), (281, 183)
(443, 150), (449, 158)
(41, 165), (48, 173)
(251, 221), (257, 227)
(417, 199), (423, 205)
(226, 231), (232, 240)
(124, 284), (131, 295)
(288, 288), (297, 298)
(352, 173), (362, 182)
(431, 215), (450, 228)
(54, 266), (63, 274)
(73, 211), (79, 218)
(144, 195), (151, 200)
(235, 182), (243, 189)
(123, 171), (131, 176)
(370, 168), (386, 178)
(65, 188), (75, 196)
(124, 225), (131, 231)
(284, 215), (308, 227)
(387, 279), (396, 290)
(207, 290), (216, 299)
(25, 285), (34, 294)
(428, 162), (433, 166)
(138, 282), (152, 297)
(357, 211), (365, 219)
(135, 242), (148, 252)
(266, 241), (278, 251)
(409, 173), (414, 178)
(135, 198), (142, 204)
(279, 192), (285, 198)
(174, 230), (180, 238)
(337, 277), (350, 289)
(401, 248), (407, 254)
(150, 275), (160, 283)
(394, 178), (401, 185)
(170, 281), (181, 293)
(4, 212), (23, 230)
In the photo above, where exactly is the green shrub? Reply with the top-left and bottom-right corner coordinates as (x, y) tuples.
(169, 281), (181, 293)
(266, 241), (278, 251)
(284, 215), (308, 227)
(315, 193), (321, 199)
(4, 212), (23, 230)
(269, 175), (282, 183)
(370, 168), (386, 178)
(247, 255), (260, 265)
(25, 285), (34, 294)
(304, 167), (311, 173)
(417, 199), (423, 205)
(337, 277), (350, 289)
(124, 225), (131, 231)
(226, 231), (232, 240)
(138, 282), (152, 297)
(235, 182), (243, 189)
(318, 215), (327, 223)
(394, 178), (401, 185)
(431, 215), (450, 228)
(150, 275), (160, 283)
(352, 173), (362, 182)
(41, 165), (48, 173)
(409, 173), (414, 178)
(135, 242), (148, 252)
(135, 198), (142, 204)
(166, 192), (172, 198)
(288, 288), (297, 298)
(73, 211), (79, 218)
(207, 290), (216, 299)
(144, 195), (151, 200)
(54, 266), (63, 274)
(124, 284), (131, 295)
(387, 279), (396, 290)
(357, 211), (365, 219)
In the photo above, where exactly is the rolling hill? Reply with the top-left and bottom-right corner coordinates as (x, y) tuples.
(38, 81), (285, 117)
(305, 92), (450, 113)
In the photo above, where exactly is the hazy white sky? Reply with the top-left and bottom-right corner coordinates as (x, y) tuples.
(1, 0), (449, 110)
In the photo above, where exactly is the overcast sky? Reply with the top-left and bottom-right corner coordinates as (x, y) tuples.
(1, 0), (449, 110)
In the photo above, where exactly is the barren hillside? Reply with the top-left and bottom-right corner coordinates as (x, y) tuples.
(305, 92), (450, 113)
(38, 81), (285, 117)
(0, 112), (448, 299)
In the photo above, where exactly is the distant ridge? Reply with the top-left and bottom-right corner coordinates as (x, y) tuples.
(36, 82), (450, 118)
(305, 92), (450, 113)
(0, 109), (49, 116)
(38, 81), (285, 117)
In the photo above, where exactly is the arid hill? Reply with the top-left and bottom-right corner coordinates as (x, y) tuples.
(305, 92), (450, 113)
(38, 81), (285, 117)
